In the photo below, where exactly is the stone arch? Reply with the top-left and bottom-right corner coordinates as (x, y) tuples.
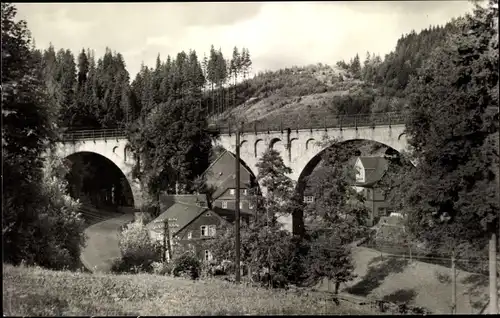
(306, 138), (315, 151)
(297, 138), (409, 193)
(254, 139), (265, 158)
(112, 146), (119, 154)
(64, 151), (136, 210)
(240, 140), (248, 147)
(289, 138), (299, 159)
(55, 139), (141, 209)
(269, 138), (286, 155)
(269, 137), (281, 149)
(293, 138), (412, 235)
(124, 145), (133, 163)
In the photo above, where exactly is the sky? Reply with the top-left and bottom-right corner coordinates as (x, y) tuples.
(16, 1), (475, 80)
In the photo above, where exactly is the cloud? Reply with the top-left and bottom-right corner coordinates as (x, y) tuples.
(15, 1), (474, 79)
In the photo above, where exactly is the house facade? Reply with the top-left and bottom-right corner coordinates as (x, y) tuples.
(202, 150), (257, 215)
(147, 195), (252, 262)
(302, 156), (391, 227)
(353, 156), (390, 226)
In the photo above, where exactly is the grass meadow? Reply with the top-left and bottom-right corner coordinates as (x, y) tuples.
(3, 264), (371, 316)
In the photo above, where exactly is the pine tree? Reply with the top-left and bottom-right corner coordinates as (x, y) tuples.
(207, 45), (218, 115)
(362, 51), (373, 82)
(54, 49), (77, 127)
(240, 48), (252, 80)
(77, 48), (89, 87)
(230, 46), (241, 108)
(215, 48), (227, 114)
(153, 53), (162, 104)
(350, 53), (361, 79)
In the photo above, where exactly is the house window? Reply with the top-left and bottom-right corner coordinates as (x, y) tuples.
(222, 201), (228, 209)
(303, 196), (315, 203)
(201, 225), (208, 237)
(249, 201), (254, 210)
(209, 225), (216, 237)
(206, 212), (211, 217)
(204, 250), (213, 262)
(243, 189), (248, 196)
(356, 167), (364, 182)
(239, 201), (244, 209)
(201, 225), (216, 237)
(378, 208), (387, 216)
(187, 231), (192, 239)
(229, 189), (235, 195)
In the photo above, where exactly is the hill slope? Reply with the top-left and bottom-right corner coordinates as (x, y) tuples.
(212, 22), (457, 128)
(315, 245), (499, 314)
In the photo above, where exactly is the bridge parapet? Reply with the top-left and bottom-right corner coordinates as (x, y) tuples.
(208, 112), (405, 135)
(60, 112), (405, 141)
(60, 128), (127, 141)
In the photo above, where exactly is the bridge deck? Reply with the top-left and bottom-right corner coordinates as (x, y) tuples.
(60, 112), (404, 141)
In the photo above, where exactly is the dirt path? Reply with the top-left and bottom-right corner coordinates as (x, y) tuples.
(80, 214), (134, 273)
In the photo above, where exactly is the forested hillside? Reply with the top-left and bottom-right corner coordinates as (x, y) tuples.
(38, 20), (459, 132)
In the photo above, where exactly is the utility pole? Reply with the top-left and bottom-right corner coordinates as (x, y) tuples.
(235, 121), (241, 283)
(491, 108), (500, 314)
(451, 252), (457, 314)
(163, 218), (173, 262)
(163, 219), (167, 262)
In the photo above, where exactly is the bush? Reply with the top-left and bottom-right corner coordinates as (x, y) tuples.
(4, 155), (87, 270)
(151, 261), (174, 275)
(172, 251), (201, 280)
(113, 220), (160, 273)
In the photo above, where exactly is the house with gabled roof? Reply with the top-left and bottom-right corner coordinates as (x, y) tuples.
(200, 150), (257, 214)
(147, 194), (252, 262)
(147, 150), (257, 262)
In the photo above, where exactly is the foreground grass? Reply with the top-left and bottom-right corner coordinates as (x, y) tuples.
(3, 264), (370, 316)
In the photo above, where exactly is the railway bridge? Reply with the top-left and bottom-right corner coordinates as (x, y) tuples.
(54, 112), (408, 209)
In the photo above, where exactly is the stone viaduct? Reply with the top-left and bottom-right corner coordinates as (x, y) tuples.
(55, 113), (408, 210)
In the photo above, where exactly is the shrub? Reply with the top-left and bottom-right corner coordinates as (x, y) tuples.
(113, 220), (160, 273)
(6, 154), (87, 270)
(151, 261), (174, 275)
(172, 251), (201, 280)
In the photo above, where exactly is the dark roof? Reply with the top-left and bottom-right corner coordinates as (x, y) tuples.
(211, 176), (252, 200)
(147, 202), (208, 236)
(202, 150), (253, 184)
(211, 206), (253, 223)
(147, 197), (253, 236)
(200, 150), (253, 200)
(160, 194), (208, 207)
(200, 150), (232, 183)
(356, 156), (388, 186)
